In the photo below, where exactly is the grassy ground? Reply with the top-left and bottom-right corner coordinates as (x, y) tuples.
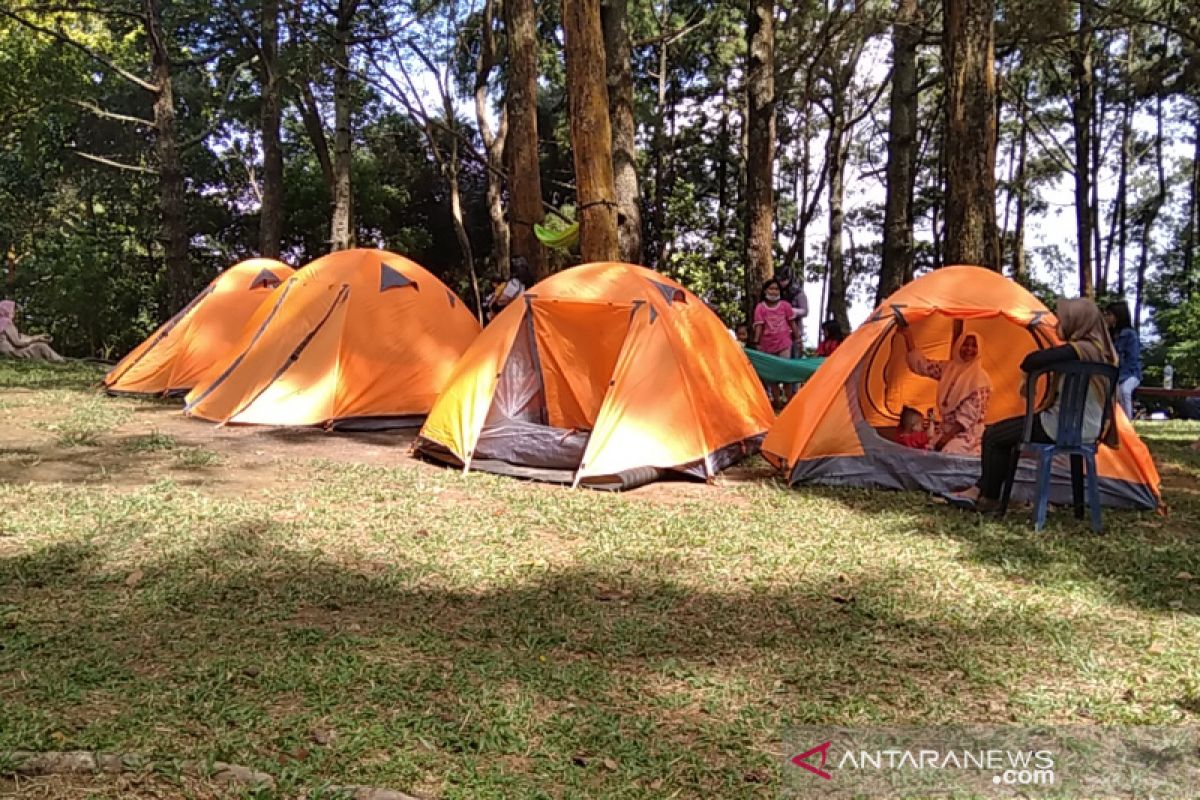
(0, 360), (1197, 799)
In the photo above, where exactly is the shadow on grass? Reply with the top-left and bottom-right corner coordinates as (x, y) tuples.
(0, 521), (1111, 795)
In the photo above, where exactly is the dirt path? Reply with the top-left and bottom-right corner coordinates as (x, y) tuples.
(0, 391), (772, 500)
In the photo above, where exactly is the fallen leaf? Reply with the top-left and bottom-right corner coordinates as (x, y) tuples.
(311, 728), (337, 746)
(1176, 571), (1194, 582)
(1148, 640), (1166, 654)
(124, 569), (144, 587)
(414, 529), (429, 538)
(571, 754), (589, 767)
(649, 778), (664, 790)
(831, 593), (855, 604)
(242, 666), (261, 678)
(602, 757), (618, 771)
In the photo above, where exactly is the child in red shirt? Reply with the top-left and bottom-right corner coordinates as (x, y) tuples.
(896, 406), (930, 450)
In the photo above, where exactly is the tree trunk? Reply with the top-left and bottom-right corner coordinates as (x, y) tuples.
(259, 0), (284, 258)
(329, 0), (356, 252)
(504, 0), (547, 277)
(1010, 84), (1029, 284)
(601, 0), (641, 263)
(715, 97), (731, 246)
(744, 0), (775, 317)
(563, 0), (620, 262)
(1107, 71), (1133, 295)
(1135, 94), (1166, 328)
(1184, 109), (1200, 301)
(1071, 0), (1094, 296)
(145, 0), (189, 309)
(652, 5), (671, 270)
(1091, 65), (1104, 294)
(878, 0), (920, 305)
(475, 0), (510, 278)
(297, 82), (335, 194)
(942, 0), (1000, 269)
(825, 102), (850, 333)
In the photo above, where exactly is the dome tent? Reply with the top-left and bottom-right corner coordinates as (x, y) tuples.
(762, 266), (1160, 509)
(415, 262), (774, 489)
(103, 258), (294, 396)
(184, 249), (480, 429)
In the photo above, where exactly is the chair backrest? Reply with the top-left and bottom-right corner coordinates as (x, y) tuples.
(1023, 361), (1119, 448)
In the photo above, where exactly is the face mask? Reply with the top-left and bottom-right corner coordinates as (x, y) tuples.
(766, 292), (780, 302)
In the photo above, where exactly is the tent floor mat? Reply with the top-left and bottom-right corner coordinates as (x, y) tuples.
(414, 442), (665, 491)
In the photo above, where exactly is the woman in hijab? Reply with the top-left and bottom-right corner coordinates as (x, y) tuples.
(899, 327), (992, 454)
(946, 297), (1117, 511)
(0, 301), (65, 362)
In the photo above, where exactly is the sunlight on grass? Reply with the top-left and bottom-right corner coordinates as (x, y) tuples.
(0, 362), (1197, 798)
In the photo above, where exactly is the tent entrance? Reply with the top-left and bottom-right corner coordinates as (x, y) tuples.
(472, 299), (636, 477)
(860, 312), (1052, 432)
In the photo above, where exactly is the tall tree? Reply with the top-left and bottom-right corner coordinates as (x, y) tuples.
(877, 0), (921, 305)
(1070, 0), (1096, 295)
(475, 0), (509, 277)
(504, 0), (547, 277)
(602, 0), (641, 263)
(259, 0), (284, 258)
(744, 0), (775, 315)
(563, 0), (620, 262)
(943, 0), (1000, 269)
(329, 0), (358, 251)
(144, 0), (190, 307)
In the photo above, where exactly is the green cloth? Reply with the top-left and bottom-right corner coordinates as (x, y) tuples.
(743, 347), (825, 383)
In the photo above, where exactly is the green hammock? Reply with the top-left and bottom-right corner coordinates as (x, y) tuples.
(534, 220), (580, 251)
(743, 348), (825, 384)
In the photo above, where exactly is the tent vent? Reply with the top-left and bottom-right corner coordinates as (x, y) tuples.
(647, 279), (686, 304)
(249, 269), (282, 290)
(446, 289), (456, 307)
(649, 306), (659, 324)
(380, 263), (418, 292)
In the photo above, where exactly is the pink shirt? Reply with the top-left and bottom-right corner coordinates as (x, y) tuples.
(754, 301), (795, 354)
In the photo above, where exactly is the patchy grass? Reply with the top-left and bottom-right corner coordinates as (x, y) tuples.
(122, 431), (178, 453)
(0, 361), (1197, 799)
(173, 447), (223, 470)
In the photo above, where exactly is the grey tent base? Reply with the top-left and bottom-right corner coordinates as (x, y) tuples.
(102, 387), (189, 399)
(414, 439), (662, 491)
(328, 414), (425, 432)
(787, 451), (1157, 511)
(415, 434), (765, 492)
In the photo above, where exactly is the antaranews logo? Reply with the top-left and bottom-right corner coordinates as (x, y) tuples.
(789, 741), (833, 780)
(785, 726), (1200, 799)
(789, 740), (1054, 784)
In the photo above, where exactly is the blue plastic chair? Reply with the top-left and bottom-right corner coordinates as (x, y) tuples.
(999, 361), (1119, 532)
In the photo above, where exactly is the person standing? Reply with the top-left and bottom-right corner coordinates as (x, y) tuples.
(1105, 300), (1141, 419)
(752, 278), (800, 406)
(777, 268), (808, 355)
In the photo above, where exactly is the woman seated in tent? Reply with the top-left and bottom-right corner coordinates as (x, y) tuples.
(0, 301), (64, 362)
(946, 297), (1117, 511)
(898, 326), (990, 454)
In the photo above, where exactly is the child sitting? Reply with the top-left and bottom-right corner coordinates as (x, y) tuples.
(896, 405), (930, 450)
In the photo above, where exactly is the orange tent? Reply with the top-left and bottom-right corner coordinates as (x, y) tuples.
(762, 266), (1161, 509)
(184, 248), (480, 429)
(104, 258), (294, 396)
(415, 262), (774, 489)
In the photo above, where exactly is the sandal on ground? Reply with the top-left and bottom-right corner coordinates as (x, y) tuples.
(939, 491), (978, 510)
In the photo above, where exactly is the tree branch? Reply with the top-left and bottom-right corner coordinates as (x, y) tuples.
(68, 99), (156, 129)
(72, 150), (157, 173)
(0, 8), (159, 93)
